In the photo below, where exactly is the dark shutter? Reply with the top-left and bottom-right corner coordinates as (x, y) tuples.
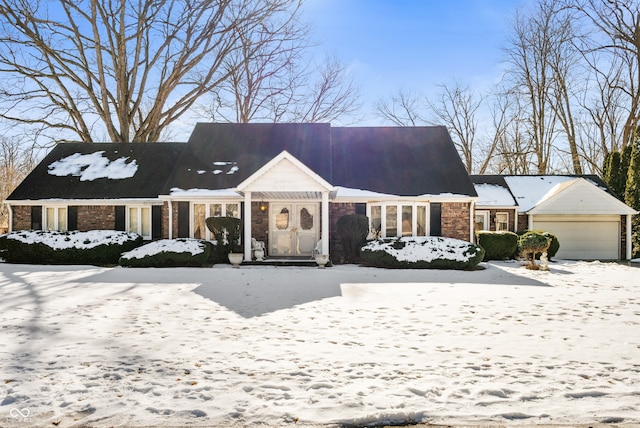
(68, 206), (78, 231)
(355, 203), (366, 215)
(30, 206), (42, 230)
(115, 206), (126, 231)
(430, 203), (442, 236)
(177, 201), (190, 238)
(152, 205), (162, 239)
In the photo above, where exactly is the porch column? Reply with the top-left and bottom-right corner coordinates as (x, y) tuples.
(626, 214), (632, 260)
(321, 191), (330, 255)
(244, 192), (252, 262)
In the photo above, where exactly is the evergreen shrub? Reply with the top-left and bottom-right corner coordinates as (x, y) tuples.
(336, 214), (369, 263)
(1, 230), (142, 265)
(205, 216), (242, 262)
(518, 231), (551, 269)
(360, 236), (485, 270)
(119, 239), (212, 267)
(476, 231), (518, 260)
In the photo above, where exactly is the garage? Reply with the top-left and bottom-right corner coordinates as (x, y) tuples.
(524, 178), (636, 260)
(533, 215), (620, 260)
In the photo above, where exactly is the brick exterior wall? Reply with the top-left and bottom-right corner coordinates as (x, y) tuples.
(76, 206), (116, 230)
(440, 202), (471, 241)
(517, 213), (529, 232)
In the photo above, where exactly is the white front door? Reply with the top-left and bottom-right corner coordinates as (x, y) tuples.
(269, 203), (319, 257)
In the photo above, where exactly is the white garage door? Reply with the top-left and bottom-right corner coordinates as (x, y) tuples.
(533, 216), (620, 260)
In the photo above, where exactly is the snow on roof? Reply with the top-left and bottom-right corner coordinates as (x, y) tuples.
(334, 186), (474, 200)
(504, 176), (579, 212)
(474, 183), (516, 207)
(48, 151), (138, 181)
(169, 188), (241, 197)
(334, 186), (395, 199)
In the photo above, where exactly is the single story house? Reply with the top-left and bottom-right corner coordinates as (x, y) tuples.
(5, 123), (637, 262)
(471, 175), (637, 260)
(6, 123), (478, 263)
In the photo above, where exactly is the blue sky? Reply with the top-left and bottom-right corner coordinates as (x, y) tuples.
(302, 0), (530, 123)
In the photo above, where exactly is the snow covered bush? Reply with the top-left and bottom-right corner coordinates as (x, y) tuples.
(1, 230), (142, 265)
(119, 239), (213, 267)
(476, 230), (518, 261)
(360, 236), (485, 270)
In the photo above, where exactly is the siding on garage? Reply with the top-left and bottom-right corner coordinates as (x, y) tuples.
(533, 215), (620, 260)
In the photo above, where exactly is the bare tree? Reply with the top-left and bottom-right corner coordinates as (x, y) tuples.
(374, 89), (426, 127)
(504, 3), (560, 174)
(0, 0), (302, 143)
(425, 80), (483, 172)
(290, 55), (361, 123)
(567, 0), (640, 151)
(542, 0), (583, 174)
(205, 0), (309, 123)
(1, 134), (36, 230)
(476, 89), (516, 174)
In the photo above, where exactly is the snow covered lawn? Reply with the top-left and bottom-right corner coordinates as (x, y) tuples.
(1, 260), (639, 427)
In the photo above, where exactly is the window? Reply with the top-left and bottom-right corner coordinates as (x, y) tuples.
(43, 206), (67, 232)
(370, 206), (381, 238)
(192, 202), (240, 240)
(475, 211), (489, 232)
(368, 203), (429, 238)
(128, 206), (151, 239)
(495, 212), (509, 231)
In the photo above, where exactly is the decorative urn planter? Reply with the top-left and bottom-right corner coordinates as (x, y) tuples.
(315, 254), (329, 268)
(254, 248), (265, 261)
(228, 252), (244, 268)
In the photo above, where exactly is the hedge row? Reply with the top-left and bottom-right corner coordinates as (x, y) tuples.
(360, 236), (485, 270)
(476, 230), (560, 261)
(0, 230), (142, 265)
(0, 231), (219, 267)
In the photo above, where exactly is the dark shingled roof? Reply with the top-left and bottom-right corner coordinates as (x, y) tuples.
(10, 124), (478, 201)
(8, 143), (186, 200)
(165, 122), (332, 193)
(331, 126), (477, 196)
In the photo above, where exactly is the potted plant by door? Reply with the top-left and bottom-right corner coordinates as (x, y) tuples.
(206, 216), (243, 268)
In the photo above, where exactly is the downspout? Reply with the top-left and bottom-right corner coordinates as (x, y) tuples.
(6, 202), (12, 233)
(470, 200), (475, 242)
(627, 214), (632, 260)
(168, 200), (173, 239)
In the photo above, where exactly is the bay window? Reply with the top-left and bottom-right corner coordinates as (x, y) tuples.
(368, 202), (429, 238)
(192, 202), (240, 240)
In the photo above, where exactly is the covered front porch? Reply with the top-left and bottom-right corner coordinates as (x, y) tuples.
(237, 151), (335, 263)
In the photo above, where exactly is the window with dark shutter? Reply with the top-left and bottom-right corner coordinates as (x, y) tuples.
(31, 206), (42, 230)
(178, 201), (190, 238)
(430, 203), (442, 236)
(68, 206), (78, 231)
(152, 206), (162, 239)
(115, 206), (126, 231)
